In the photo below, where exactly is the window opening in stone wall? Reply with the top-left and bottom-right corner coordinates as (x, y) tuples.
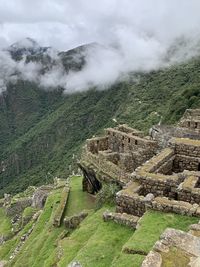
(135, 140), (138, 145)
(195, 122), (198, 129)
(128, 138), (131, 143)
(198, 163), (200, 171)
(188, 121), (191, 128)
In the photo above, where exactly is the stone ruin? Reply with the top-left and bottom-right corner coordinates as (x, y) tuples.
(80, 109), (200, 219)
(80, 124), (158, 193)
(79, 109), (200, 266)
(141, 225), (200, 267)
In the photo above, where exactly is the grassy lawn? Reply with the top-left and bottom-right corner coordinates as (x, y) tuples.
(111, 253), (145, 267)
(0, 208), (12, 238)
(2, 177), (199, 267)
(58, 206), (134, 267)
(9, 188), (65, 267)
(65, 176), (96, 216)
(123, 211), (199, 255)
(0, 219), (35, 261)
(74, 220), (133, 267)
(58, 208), (109, 267)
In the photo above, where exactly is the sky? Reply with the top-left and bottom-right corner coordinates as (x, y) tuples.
(0, 0), (200, 92)
(0, 0), (200, 50)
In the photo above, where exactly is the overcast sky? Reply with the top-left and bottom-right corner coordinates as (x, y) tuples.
(0, 0), (200, 51)
(0, 0), (200, 93)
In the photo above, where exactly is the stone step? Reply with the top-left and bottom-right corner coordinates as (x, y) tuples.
(103, 211), (139, 229)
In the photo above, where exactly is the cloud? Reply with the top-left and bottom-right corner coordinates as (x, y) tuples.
(0, 0), (200, 92)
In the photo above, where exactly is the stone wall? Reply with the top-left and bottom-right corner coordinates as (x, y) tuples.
(151, 197), (200, 217)
(142, 227), (200, 267)
(133, 171), (179, 199)
(116, 192), (147, 217)
(177, 173), (200, 204)
(116, 191), (200, 218)
(53, 185), (70, 227)
(116, 125), (144, 137)
(155, 157), (174, 175)
(178, 109), (200, 130)
(103, 211), (139, 229)
(98, 151), (120, 165)
(171, 138), (200, 158)
(173, 155), (200, 172)
(86, 136), (108, 154)
(81, 150), (131, 185)
(6, 198), (32, 217)
(105, 128), (157, 155)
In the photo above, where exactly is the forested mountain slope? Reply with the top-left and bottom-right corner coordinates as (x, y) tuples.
(0, 43), (200, 197)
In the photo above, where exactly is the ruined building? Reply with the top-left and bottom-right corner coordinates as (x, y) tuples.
(79, 109), (200, 266)
(80, 125), (158, 193)
(80, 109), (200, 218)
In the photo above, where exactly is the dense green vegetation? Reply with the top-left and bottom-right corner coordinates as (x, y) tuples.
(1, 56), (200, 196)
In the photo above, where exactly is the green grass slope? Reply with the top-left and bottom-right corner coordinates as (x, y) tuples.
(1, 176), (199, 267)
(123, 211), (198, 255)
(65, 176), (95, 216)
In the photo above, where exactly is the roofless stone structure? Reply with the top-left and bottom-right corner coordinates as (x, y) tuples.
(79, 109), (200, 266)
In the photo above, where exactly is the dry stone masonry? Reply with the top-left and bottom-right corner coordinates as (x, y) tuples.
(142, 226), (200, 267)
(80, 109), (200, 221)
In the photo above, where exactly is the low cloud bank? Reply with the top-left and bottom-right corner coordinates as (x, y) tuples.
(1, 0), (200, 93)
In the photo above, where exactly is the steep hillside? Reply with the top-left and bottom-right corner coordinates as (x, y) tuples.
(1, 51), (200, 196)
(0, 84), (127, 196)
(0, 176), (198, 267)
(0, 81), (63, 151)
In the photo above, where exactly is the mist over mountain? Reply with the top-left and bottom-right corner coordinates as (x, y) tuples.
(0, 34), (200, 96)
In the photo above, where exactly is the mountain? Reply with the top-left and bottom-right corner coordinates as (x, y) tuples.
(0, 40), (200, 197)
(7, 38), (50, 61)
